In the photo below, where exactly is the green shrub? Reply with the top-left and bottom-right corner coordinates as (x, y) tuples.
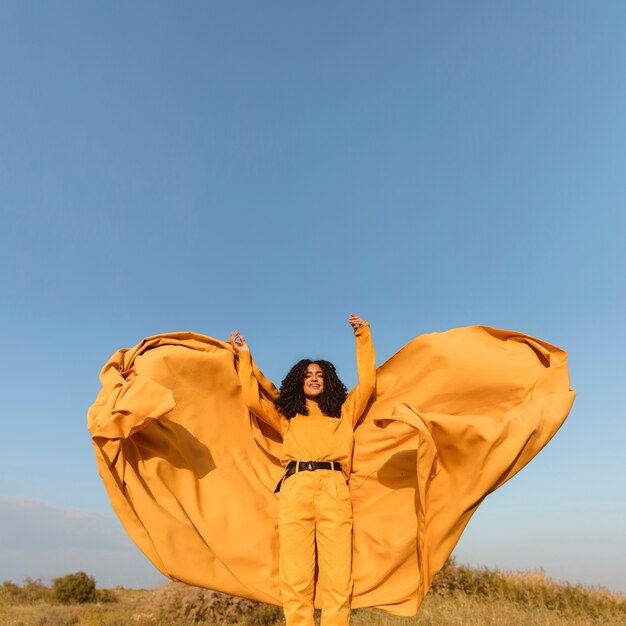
(52, 572), (96, 604)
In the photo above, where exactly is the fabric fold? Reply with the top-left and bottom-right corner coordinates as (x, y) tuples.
(91, 374), (176, 440)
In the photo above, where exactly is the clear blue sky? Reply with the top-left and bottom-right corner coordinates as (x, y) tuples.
(1, 2), (624, 593)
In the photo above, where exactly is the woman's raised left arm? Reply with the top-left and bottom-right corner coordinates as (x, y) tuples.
(344, 314), (376, 427)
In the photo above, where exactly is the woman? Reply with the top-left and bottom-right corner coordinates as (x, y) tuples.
(230, 313), (375, 626)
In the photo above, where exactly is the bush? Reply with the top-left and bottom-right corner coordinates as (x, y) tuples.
(152, 583), (283, 625)
(429, 557), (626, 620)
(430, 556), (461, 596)
(21, 577), (51, 604)
(95, 588), (118, 603)
(52, 572), (96, 604)
(0, 578), (50, 605)
(0, 580), (23, 604)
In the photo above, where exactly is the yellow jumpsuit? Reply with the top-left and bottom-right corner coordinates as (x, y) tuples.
(236, 323), (376, 626)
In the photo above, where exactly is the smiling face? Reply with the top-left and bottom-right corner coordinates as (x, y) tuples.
(303, 363), (324, 400)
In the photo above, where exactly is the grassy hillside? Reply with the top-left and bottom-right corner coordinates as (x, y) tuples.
(1, 559), (624, 625)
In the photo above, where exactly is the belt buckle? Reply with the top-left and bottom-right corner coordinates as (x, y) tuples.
(304, 461), (315, 471)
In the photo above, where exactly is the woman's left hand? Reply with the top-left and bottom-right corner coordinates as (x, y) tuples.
(348, 314), (366, 329)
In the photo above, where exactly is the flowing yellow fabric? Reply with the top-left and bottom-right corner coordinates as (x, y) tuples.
(87, 326), (574, 615)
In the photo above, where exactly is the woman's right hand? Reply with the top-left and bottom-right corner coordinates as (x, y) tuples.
(230, 330), (250, 353)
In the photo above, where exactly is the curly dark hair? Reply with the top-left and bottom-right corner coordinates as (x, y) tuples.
(274, 359), (348, 419)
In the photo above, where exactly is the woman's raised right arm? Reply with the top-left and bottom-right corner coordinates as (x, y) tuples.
(230, 331), (284, 435)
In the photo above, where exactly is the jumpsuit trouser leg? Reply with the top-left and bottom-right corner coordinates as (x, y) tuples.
(278, 471), (353, 626)
(316, 471), (353, 626)
(278, 472), (317, 626)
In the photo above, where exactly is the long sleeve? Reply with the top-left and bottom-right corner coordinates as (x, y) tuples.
(343, 322), (376, 427)
(237, 350), (285, 435)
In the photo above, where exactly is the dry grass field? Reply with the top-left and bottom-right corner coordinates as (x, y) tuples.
(1, 559), (624, 626)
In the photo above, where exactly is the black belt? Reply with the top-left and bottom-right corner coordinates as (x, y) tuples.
(274, 460), (343, 493)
